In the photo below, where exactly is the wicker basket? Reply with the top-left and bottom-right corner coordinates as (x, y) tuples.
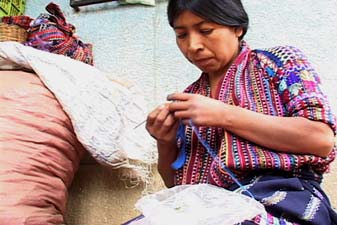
(0, 22), (27, 43)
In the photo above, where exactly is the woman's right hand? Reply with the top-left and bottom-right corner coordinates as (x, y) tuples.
(146, 103), (179, 144)
(146, 103), (180, 187)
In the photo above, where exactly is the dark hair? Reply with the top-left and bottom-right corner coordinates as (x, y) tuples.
(167, 0), (249, 40)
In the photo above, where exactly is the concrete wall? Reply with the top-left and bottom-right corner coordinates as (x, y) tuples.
(24, 1), (337, 224)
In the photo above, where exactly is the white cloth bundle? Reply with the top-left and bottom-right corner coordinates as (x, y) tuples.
(134, 184), (266, 225)
(0, 41), (156, 183)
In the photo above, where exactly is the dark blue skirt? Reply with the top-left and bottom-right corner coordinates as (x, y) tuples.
(235, 172), (337, 225)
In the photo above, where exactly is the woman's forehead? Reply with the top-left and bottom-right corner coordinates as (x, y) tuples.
(173, 11), (209, 28)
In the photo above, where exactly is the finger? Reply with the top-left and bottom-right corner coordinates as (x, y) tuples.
(173, 120), (180, 131)
(146, 104), (166, 127)
(163, 118), (180, 135)
(167, 92), (191, 101)
(161, 113), (177, 131)
(168, 100), (189, 112)
(173, 110), (191, 120)
(151, 114), (177, 141)
(152, 106), (171, 128)
(146, 105), (168, 138)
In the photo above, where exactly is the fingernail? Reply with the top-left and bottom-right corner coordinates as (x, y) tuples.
(166, 94), (172, 100)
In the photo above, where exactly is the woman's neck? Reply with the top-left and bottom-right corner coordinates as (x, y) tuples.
(209, 74), (224, 98)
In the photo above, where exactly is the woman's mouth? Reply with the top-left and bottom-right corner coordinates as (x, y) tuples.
(194, 57), (213, 68)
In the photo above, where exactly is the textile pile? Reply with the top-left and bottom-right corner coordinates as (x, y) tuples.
(1, 2), (94, 65)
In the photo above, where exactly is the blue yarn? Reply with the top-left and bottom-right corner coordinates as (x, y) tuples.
(172, 120), (254, 198)
(169, 120), (271, 223)
(171, 123), (187, 170)
(188, 120), (254, 198)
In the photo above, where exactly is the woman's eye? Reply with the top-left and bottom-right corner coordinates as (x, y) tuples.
(200, 29), (213, 35)
(176, 33), (187, 39)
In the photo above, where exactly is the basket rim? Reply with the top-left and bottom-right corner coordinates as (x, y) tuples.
(0, 22), (27, 43)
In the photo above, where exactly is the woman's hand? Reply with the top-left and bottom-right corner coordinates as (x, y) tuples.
(146, 103), (180, 187)
(167, 92), (334, 157)
(167, 92), (228, 127)
(146, 103), (179, 144)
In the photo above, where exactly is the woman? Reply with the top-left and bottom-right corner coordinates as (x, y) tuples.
(145, 0), (337, 224)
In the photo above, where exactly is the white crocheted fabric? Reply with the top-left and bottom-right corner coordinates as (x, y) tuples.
(0, 41), (156, 180)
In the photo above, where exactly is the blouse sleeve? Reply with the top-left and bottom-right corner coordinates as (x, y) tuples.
(262, 46), (337, 134)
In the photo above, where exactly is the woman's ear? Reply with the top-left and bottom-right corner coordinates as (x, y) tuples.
(234, 27), (244, 38)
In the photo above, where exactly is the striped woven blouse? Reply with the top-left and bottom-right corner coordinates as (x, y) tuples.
(174, 41), (336, 188)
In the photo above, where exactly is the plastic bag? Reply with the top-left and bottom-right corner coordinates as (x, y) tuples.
(134, 184), (266, 225)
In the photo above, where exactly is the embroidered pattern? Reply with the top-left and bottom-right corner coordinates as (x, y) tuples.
(174, 41), (336, 188)
(302, 195), (321, 221)
(254, 213), (300, 225)
(261, 191), (287, 206)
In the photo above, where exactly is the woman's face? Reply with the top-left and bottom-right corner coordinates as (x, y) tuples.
(173, 10), (243, 78)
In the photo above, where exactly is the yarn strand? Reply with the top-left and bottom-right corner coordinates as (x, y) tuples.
(189, 120), (254, 198)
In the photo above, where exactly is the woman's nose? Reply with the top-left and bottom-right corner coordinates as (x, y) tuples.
(188, 34), (203, 52)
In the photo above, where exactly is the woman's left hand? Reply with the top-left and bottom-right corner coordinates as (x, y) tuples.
(167, 92), (227, 127)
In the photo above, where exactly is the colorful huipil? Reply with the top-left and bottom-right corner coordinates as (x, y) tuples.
(173, 41), (337, 224)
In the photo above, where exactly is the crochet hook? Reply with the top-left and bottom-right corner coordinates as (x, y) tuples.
(133, 119), (146, 129)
